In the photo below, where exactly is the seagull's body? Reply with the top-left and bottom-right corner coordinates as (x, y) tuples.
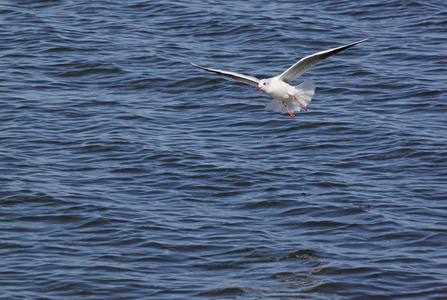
(191, 39), (367, 119)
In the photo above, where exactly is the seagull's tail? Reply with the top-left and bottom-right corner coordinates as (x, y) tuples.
(265, 99), (288, 113)
(294, 79), (315, 108)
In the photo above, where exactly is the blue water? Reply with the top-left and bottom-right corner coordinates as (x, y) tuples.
(1, 1), (446, 298)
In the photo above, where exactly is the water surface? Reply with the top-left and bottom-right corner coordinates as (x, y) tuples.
(1, 0), (446, 298)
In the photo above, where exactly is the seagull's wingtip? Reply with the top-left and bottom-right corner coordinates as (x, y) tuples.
(190, 62), (203, 69)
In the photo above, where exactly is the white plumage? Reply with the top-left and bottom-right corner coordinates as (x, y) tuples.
(191, 39), (367, 119)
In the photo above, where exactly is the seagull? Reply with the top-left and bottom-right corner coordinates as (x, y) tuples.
(191, 39), (367, 119)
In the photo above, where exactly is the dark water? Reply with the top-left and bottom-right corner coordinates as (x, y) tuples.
(1, 0), (446, 298)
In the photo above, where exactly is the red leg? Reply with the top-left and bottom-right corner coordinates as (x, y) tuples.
(293, 95), (307, 111)
(283, 102), (295, 119)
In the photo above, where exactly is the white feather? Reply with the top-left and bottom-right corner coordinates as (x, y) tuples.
(192, 39), (366, 118)
(265, 99), (288, 113)
(294, 79), (315, 107)
(265, 79), (315, 114)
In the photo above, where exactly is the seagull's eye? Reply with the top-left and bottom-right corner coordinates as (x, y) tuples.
(263, 82), (266, 85)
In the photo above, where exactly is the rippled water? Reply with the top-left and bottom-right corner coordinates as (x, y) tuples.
(1, 0), (446, 298)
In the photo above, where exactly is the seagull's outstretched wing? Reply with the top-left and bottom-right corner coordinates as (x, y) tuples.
(278, 39), (368, 83)
(191, 62), (259, 87)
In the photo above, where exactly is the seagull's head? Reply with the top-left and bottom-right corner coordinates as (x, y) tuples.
(256, 79), (270, 91)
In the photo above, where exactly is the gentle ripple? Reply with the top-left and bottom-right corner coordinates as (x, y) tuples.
(1, 0), (446, 299)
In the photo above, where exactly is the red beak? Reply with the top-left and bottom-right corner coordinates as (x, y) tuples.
(256, 86), (262, 91)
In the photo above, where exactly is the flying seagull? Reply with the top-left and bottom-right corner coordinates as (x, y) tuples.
(191, 39), (367, 119)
